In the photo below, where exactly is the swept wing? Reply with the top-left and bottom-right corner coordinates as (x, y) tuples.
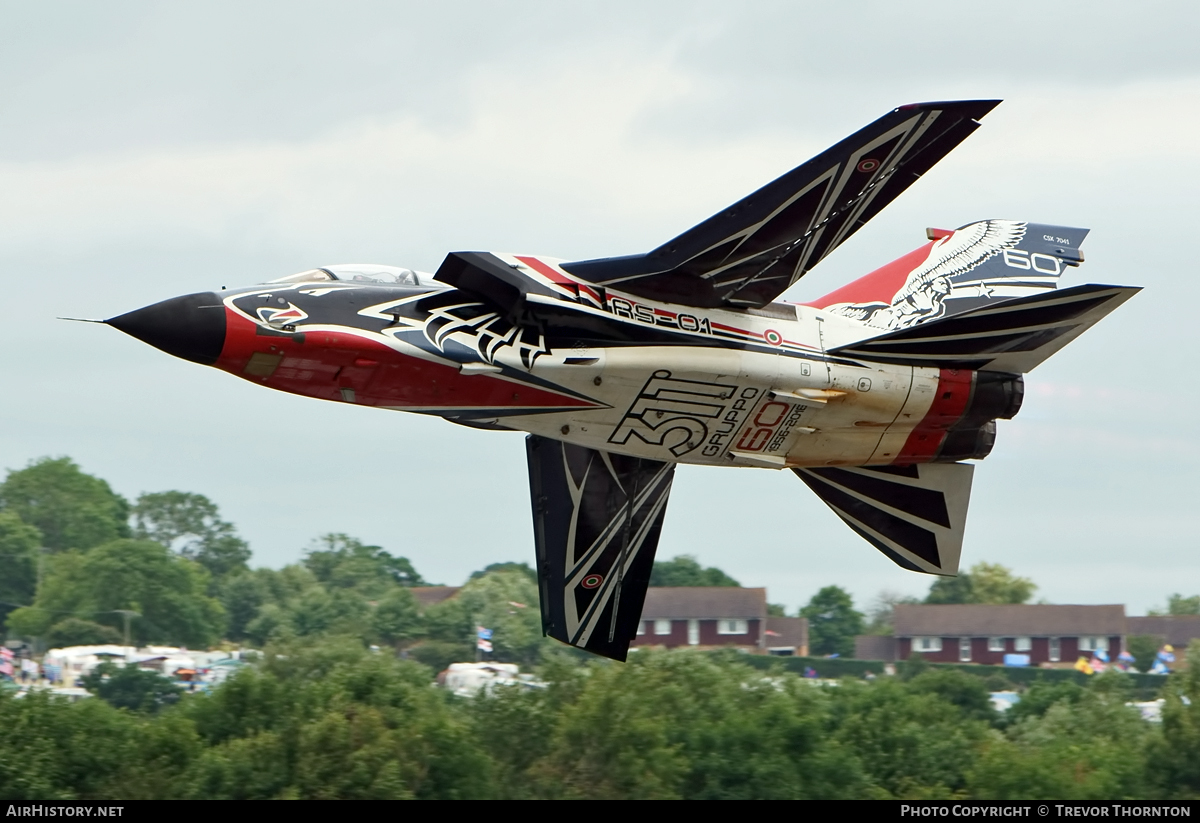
(561, 100), (1000, 309)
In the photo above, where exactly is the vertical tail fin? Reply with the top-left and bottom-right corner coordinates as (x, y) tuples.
(805, 220), (1088, 331)
(526, 435), (675, 661)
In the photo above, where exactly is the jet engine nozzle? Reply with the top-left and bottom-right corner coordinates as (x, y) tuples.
(931, 372), (1019, 463)
(971, 372), (1024, 421)
(937, 420), (996, 462)
(106, 292), (227, 365)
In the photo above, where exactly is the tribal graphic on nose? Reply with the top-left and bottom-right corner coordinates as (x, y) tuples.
(256, 302), (308, 327)
(424, 301), (550, 369)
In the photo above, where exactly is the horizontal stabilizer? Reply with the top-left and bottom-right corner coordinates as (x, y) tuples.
(794, 463), (973, 576)
(526, 435), (675, 661)
(562, 101), (1000, 309)
(831, 283), (1139, 373)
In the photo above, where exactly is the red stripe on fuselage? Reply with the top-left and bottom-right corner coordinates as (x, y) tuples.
(803, 240), (935, 309)
(217, 309), (599, 411)
(893, 369), (974, 464)
(578, 284), (603, 305)
(514, 255), (576, 287)
(711, 322), (750, 335)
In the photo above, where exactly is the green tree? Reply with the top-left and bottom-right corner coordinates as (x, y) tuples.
(234, 565), (326, 646)
(423, 569), (544, 666)
(82, 661), (183, 713)
(304, 533), (425, 598)
(245, 603), (295, 647)
(0, 457), (129, 552)
(898, 648), (930, 680)
(178, 640), (493, 799)
(289, 587), (369, 639)
(6, 539), (225, 647)
(1002, 679), (1085, 726)
(45, 618), (123, 648)
(0, 512), (41, 627)
(1127, 634), (1162, 673)
(1149, 594), (1200, 616)
(970, 563), (1036, 604)
(132, 491), (250, 579)
(649, 555), (740, 587)
(469, 561), (536, 583)
(255, 563), (322, 605)
(969, 683), (1153, 799)
(217, 573), (268, 642)
(466, 676), (562, 798)
(925, 572), (975, 604)
(800, 586), (864, 657)
(371, 587), (425, 651)
(907, 668), (996, 724)
(1151, 639), (1200, 797)
(925, 563), (1036, 605)
(529, 651), (866, 799)
(0, 685), (147, 799)
(407, 640), (473, 673)
(832, 676), (989, 797)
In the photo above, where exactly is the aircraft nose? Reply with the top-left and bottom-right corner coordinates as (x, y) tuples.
(106, 292), (227, 365)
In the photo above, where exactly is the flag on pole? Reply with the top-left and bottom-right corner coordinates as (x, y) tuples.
(477, 626), (492, 640)
(477, 639), (493, 653)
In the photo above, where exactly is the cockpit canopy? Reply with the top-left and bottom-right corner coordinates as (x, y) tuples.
(268, 264), (436, 287)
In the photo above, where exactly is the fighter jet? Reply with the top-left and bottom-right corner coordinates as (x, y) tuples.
(105, 100), (1138, 660)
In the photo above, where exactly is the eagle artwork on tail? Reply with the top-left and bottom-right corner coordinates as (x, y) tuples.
(825, 220), (1028, 330)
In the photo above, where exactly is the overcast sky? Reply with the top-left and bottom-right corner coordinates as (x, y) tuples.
(2, 2), (1197, 615)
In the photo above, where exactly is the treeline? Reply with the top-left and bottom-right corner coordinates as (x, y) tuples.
(3, 640), (1200, 800)
(0, 458), (558, 669)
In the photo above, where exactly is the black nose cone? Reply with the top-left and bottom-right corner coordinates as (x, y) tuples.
(107, 292), (226, 365)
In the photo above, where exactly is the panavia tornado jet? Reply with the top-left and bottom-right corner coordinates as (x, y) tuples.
(105, 100), (1137, 660)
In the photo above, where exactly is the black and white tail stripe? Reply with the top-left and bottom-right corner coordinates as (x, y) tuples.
(793, 463), (973, 576)
(833, 284), (1140, 373)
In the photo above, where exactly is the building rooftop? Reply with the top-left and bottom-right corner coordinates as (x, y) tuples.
(893, 604), (1127, 637)
(1128, 615), (1200, 647)
(641, 587), (767, 620)
(410, 586), (461, 609)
